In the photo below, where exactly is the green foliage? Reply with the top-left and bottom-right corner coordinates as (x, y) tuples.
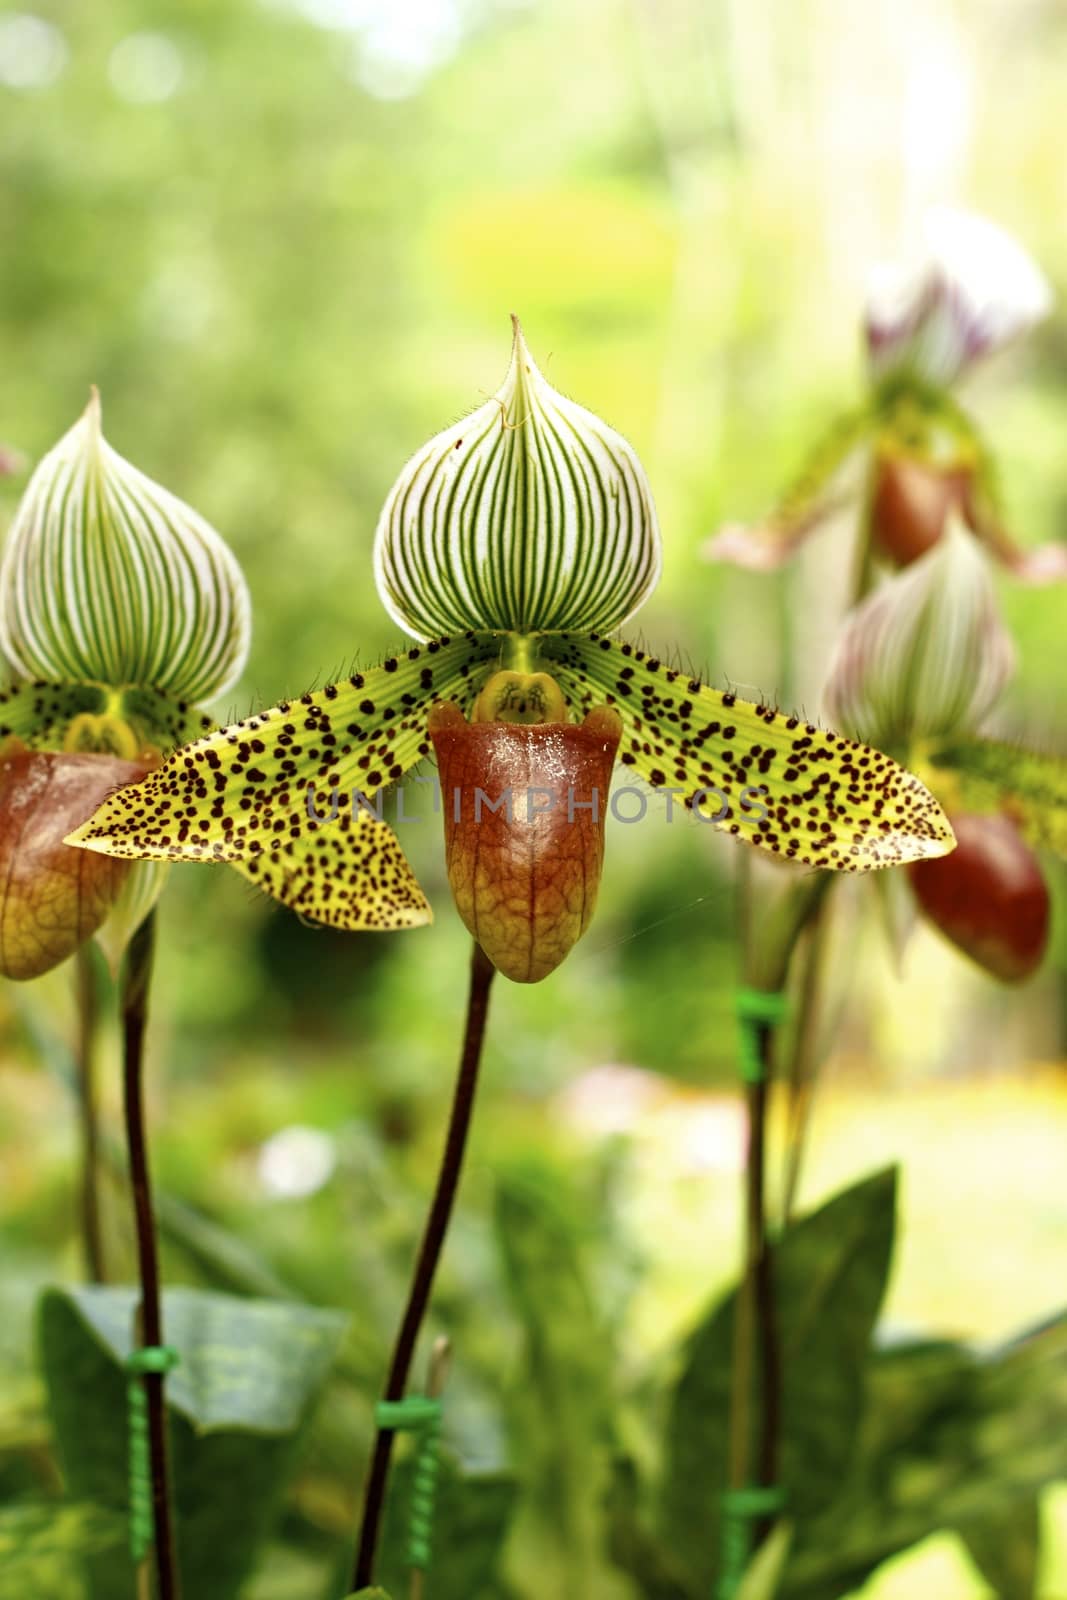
(493, 1165), (617, 1597)
(379, 1449), (517, 1600)
(39, 1286), (348, 1600)
(779, 1314), (1067, 1598)
(957, 1495), (1040, 1600)
(735, 1521), (793, 1600)
(659, 1167), (898, 1592)
(0, 1501), (122, 1600)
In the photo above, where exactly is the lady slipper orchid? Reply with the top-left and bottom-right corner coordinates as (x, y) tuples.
(0, 392), (250, 978)
(822, 517), (1016, 750)
(70, 320), (955, 984)
(706, 208), (1067, 583)
(821, 518), (1063, 983)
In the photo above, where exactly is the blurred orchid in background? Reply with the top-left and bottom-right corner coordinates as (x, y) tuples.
(822, 517), (1063, 982)
(705, 207), (1067, 583)
(0, 392), (249, 979)
(70, 320), (954, 985)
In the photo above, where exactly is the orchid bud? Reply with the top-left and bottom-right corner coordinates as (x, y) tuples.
(865, 208), (1052, 389)
(429, 675), (622, 983)
(0, 391), (250, 703)
(909, 812), (1050, 983)
(822, 517), (1015, 749)
(0, 741), (153, 980)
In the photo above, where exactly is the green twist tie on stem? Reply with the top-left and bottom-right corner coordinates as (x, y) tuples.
(125, 1345), (179, 1563)
(716, 1485), (787, 1600)
(375, 1395), (443, 1572)
(735, 987), (789, 1083)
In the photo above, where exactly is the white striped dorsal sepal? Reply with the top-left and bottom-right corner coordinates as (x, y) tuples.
(374, 317), (662, 641)
(0, 390), (251, 704)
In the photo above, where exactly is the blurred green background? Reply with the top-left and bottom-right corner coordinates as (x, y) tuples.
(0, 1), (1065, 1596)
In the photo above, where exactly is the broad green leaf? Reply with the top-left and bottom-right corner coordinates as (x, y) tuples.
(660, 1168), (897, 1594)
(374, 318), (661, 639)
(379, 1449), (517, 1600)
(782, 1316), (1067, 1599)
(493, 1167), (615, 1596)
(39, 1285), (348, 1600)
(0, 392), (250, 703)
(42, 1285), (347, 1432)
(540, 633), (954, 869)
(957, 1495), (1040, 1600)
(928, 736), (1067, 857)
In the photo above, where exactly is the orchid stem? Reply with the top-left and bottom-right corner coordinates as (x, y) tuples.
(352, 941), (496, 1592)
(781, 894), (833, 1225)
(75, 945), (107, 1284)
(727, 1021), (779, 1523)
(121, 913), (180, 1600)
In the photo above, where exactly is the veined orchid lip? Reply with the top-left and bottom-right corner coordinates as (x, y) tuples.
(0, 743), (154, 980)
(428, 700), (623, 983)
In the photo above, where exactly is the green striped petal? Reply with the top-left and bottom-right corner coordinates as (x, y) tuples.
(65, 633), (502, 928)
(0, 392), (250, 703)
(374, 318), (661, 639)
(539, 632), (955, 870)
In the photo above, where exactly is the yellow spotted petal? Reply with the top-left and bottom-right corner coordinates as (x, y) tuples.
(64, 634), (502, 930)
(539, 632), (955, 871)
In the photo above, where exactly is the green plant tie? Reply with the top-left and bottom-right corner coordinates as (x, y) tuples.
(735, 987), (789, 1082)
(125, 1345), (179, 1562)
(716, 1485), (787, 1599)
(375, 1395), (443, 1572)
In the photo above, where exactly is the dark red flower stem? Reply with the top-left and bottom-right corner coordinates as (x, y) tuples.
(75, 945), (107, 1283)
(122, 914), (181, 1600)
(352, 941), (496, 1591)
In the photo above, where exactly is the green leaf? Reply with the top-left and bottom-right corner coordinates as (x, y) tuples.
(39, 1285), (348, 1600)
(928, 736), (1067, 857)
(0, 393), (250, 703)
(783, 1315), (1067, 1599)
(735, 1521), (793, 1600)
(605, 1456), (695, 1600)
(67, 633), (503, 928)
(374, 318), (661, 638)
(0, 1501), (123, 1600)
(379, 1450), (517, 1600)
(957, 1494), (1040, 1600)
(660, 1168), (897, 1594)
(493, 1167), (615, 1593)
(540, 632), (954, 870)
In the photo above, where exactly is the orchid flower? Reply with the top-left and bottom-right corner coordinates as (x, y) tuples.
(0, 393), (248, 979)
(822, 518), (1065, 981)
(706, 208), (1066, 583)
(70, 321), (954, 984)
